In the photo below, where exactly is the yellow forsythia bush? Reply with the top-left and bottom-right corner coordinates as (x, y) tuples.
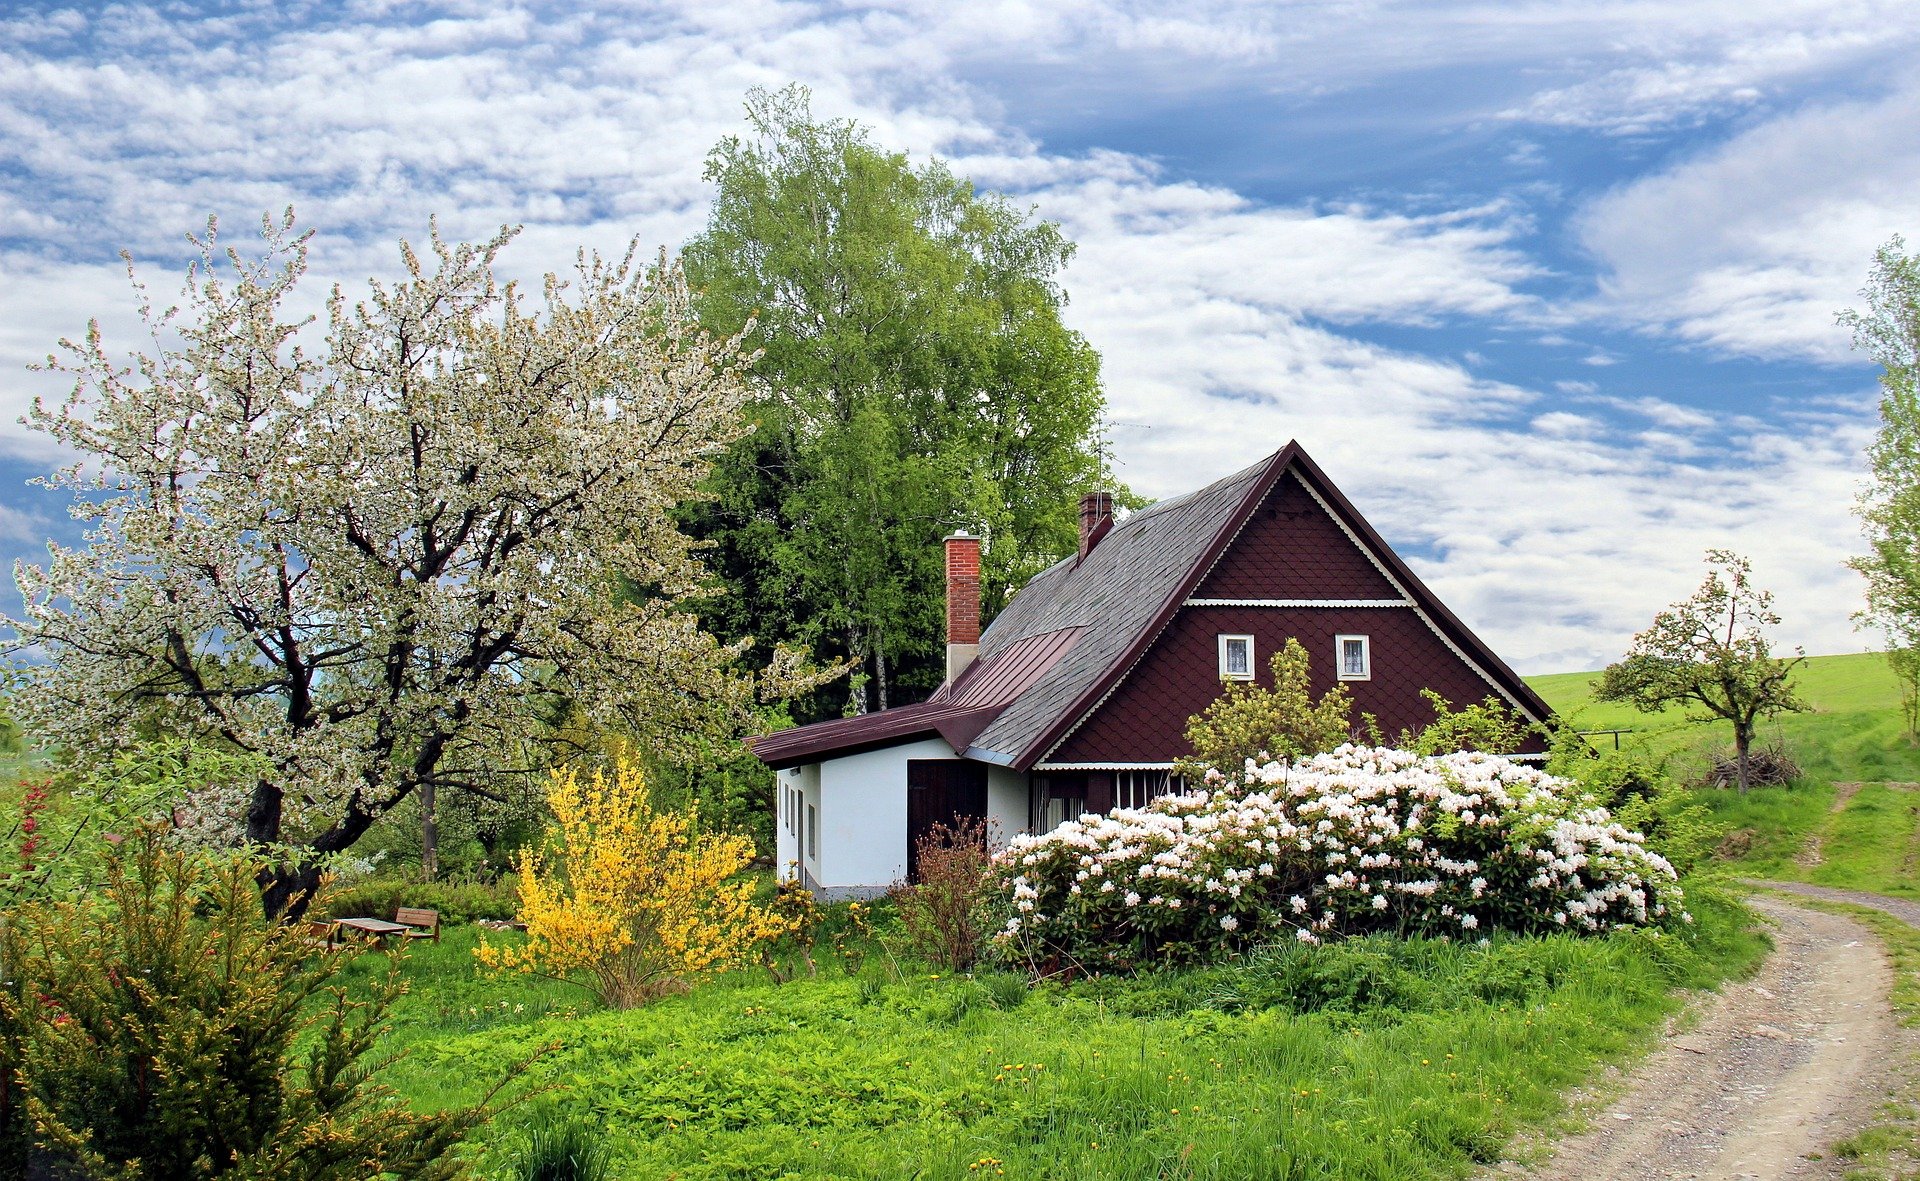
(475, 758), (793, 1008)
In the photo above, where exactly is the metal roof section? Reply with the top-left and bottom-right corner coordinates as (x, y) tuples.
(748, 626), (1084, 769)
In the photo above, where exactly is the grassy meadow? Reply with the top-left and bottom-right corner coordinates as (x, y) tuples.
(28, 653), (1920, 1177)
(365, 897), (1763, 1180)
(1528, 650), (1920, 896)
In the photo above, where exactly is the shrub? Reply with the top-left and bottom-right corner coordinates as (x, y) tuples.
(986, 746), (1683, 972)
(320, 877), (520, 925)
(1396, 690), (1537, 755)
(888, 818), (992, 971)
(476, 758), (793, 1008)
(1546, 732), (1717, 876)
(0, 828), (500, 1179)
(1173, 639), (1356, 780)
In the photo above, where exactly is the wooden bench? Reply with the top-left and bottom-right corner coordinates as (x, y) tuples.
(394, 907), (440, 943)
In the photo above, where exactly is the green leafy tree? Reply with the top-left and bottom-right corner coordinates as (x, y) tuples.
(0, 828), (508, 1179)
(1596, 550), (1808, 793)
(1174, 639), (1356, 780)
(682, 85), (1116, 715)
(1839, 235), (1920, 739)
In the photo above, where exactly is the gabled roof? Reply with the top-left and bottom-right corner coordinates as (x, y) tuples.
(750, 441), (1555, 772)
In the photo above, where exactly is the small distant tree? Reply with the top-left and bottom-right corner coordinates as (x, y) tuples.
(476, 758), (793, 1008)
(1596, 550), (1808, 793)
(1839, 235), (1920, 739)
(0, 828), (499, 1180)
(1174, 639), (1355, 780)
(1890, 646), (1920, 743)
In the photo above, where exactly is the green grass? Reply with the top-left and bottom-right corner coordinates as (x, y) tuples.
(1528, 652), (1920, 896)
(360, 895), (1765, 1180)
(1528, 651), (1920, 784)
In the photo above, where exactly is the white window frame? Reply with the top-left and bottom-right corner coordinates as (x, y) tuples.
(1335, 634), (1371, 681)
(806, 802), (819, 859)
(1217, 634), (1255, 681)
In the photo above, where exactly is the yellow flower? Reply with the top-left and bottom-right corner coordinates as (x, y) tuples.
(474, 758), (795, 1008)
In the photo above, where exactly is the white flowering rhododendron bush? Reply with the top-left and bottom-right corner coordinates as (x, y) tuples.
(987, 746), (1684, 970)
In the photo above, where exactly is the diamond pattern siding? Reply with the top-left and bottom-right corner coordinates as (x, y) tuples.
(1051, 606), (1550, 764)
(1195, 472), (1402, 601)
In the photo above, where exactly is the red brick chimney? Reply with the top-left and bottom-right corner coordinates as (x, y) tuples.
(1078, 491), (1114, 560)
(944, 532), (981, 683)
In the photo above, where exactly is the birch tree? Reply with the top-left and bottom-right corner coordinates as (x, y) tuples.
(4, 212), (814, 912)
(682, 85), (1115, 715)
(1840, 235), (1920, 737)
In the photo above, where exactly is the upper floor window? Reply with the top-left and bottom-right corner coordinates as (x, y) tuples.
(1218, 634), (1254, 680)
(1336, 634), (1371, 680)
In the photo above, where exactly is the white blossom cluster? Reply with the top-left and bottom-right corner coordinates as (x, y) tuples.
(987, 746), (1683, 968)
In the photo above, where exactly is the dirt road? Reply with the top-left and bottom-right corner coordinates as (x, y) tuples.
(1504, 894), (1912, 1181)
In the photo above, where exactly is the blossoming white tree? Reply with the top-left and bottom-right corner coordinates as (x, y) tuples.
(5, 211), (823, 912)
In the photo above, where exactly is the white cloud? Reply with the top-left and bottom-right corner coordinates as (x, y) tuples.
(1577, 74), (1920, 362)
(0, 0), (1902, 674)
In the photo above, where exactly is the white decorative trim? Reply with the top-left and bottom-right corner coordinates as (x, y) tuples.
(1185, 598), (1411, 608)
(1035, 761), (1176, 771)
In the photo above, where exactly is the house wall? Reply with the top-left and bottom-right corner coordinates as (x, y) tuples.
(812, 737), (957, 898)
(774, 763), (816, 884)
(1195, 471), (1403, 600)
(985, 764), (1030, 846)
(1050, 607), (1548, 764)
(1047, 468), (1549, 766)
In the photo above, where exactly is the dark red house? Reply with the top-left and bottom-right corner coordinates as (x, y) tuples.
(753, 442), (1554, 897)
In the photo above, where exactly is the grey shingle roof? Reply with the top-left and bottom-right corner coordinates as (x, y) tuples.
(965, 454), (1273, 763)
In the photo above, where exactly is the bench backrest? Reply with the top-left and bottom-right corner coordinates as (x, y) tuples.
(394, 907), (440, 930)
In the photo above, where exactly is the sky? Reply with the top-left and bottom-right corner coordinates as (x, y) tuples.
(1, 0), (1916, 675)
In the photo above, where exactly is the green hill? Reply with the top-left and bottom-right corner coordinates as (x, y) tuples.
(1529, 651), (1920, 894)
(1527, 650), (1920, 784)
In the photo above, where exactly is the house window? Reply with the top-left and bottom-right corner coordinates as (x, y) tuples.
(1114, 770), (1185, 810)
(1336, 634), (1371, 681)
(1218, 634), (1254, 680)
(806, 803), (818, 859)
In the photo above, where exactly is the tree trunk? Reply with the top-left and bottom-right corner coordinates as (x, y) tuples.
(257, 861), (326, 921)
(1734, 727), (1753, 795)
(874, 635), (889, 711)
(420, 779), (438, 881)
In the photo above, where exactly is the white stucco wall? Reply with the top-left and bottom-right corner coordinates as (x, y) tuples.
(774, 764), (816, 882)
(985, 763), (1030, 848)
(815, 737), (956, 893)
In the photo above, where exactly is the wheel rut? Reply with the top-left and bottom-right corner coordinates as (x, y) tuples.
(1495, 894), (1912, 1181)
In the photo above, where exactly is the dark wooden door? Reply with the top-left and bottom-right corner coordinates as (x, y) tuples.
(906, 759), (988, 882)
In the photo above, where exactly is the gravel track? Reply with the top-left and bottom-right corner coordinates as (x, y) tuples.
(1497, 893), (1912, 1181)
